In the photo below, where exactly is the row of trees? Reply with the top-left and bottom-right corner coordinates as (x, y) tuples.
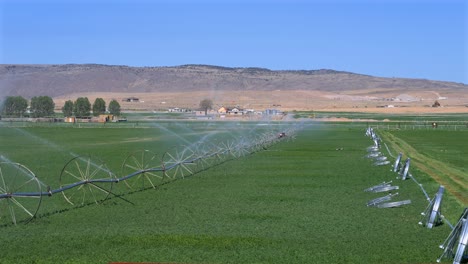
(1, 96), (55, 117)
(62, 97), (121, 117)
(1, 96), (121, 118)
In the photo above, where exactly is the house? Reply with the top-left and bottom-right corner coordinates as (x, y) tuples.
(168, 107), (181, 112)
(218, 107), (227, 114)
(168, 107), (191, 113)
(228, 107), (243, 115)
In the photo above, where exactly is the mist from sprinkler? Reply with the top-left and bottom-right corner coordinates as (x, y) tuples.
(0, 118), (303, 225)
(0, 154), (48, 188)
(10, 127), (115, 176)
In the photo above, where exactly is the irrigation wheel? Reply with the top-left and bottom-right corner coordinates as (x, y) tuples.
(221, 140), (238, 159)
(0, 162), (42, 225)
(162, 146), (196, 179)
(192, 142), (217, 172)
(235, 138), (251, 157)
(189, 143), (206, 173)
(252, 135), (266, 152)
(121, 150), (163, 190)
(59, 156), (115, 206)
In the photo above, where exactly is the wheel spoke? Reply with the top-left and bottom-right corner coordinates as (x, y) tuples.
(0, 162), (41, 225)
(122, 150), (160, 190)
(8, 199), (17, 225)
(10, 197), (34, 217)
(144, 174), (156, 188)
(60, 156), (113, 206)
(64, 169), (83, 182)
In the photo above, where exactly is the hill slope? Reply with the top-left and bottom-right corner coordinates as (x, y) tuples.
(1, 64), (466, 111)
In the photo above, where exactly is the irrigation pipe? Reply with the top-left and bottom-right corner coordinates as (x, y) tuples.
(383, 142), (395, 158)
(407, 173), (431, 202)
(368, 128), (455, 230)
(0, 123), (303, 225)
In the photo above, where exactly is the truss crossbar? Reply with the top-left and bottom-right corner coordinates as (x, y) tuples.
(438, 208), (468, 263)
(376, 200), (411, 208)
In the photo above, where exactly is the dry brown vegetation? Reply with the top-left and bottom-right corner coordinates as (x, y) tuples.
(53, 90), (468, 114)
(1, 64), (467, 113)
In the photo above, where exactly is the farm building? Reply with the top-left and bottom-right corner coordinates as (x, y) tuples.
(228, 108), (243, 115)
(264, 109), (282, 115)
(168, 107), (191, 113)
(97, 114), (114, 123)
(218, 107), (228, 114)
(64, 117), (76, 123)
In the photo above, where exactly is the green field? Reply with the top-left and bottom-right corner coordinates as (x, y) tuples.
(0, 120), (465, 263)
(294, 110), (468, 122)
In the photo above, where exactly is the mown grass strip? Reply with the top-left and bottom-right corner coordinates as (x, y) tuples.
(380, 130), (468, 205)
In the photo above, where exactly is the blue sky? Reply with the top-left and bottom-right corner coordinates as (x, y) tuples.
(0, 0), (466, 83)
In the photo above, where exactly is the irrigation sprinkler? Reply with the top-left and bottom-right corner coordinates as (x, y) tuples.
(192, 142), (219, 171)
(453, 220), (468, 264)
(234, 137), (251, 157)
(249, 135), (264, 153)
(216, 141), (236, 162)
(373, 160), (391, 166)
(210, 142), (229, 164)
(437, 208), (468, 263)
(367, 146), (379, 152)
(373, 138), (380, 149)
(0, 162), (43, 225)
(366, 127), (381, 149)
(372, 153), (390, 166)
(162, 146), (196, 179)
(221, 140), (239, 159)
(370, 185), (399, 193)
(367, 193), (399, 207)
(375, 156), (388, 161)
(376, 200), (411, 208)
(59, 156), (115, 206)
(419, 185), (445, 229)
(364, 181), (392, 192)
(363, 127), (468, 261)
(0, 124), (303, 225)
(121, 150), (163, 190)
(393, 153), (402, 172)
(399, 158), (410, 180)
(365, 152), (381, 158)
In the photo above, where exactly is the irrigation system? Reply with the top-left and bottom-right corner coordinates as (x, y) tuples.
(0, 125), (300, 226)
(2, 123), (465, 262)
(364, 127), (468, 263)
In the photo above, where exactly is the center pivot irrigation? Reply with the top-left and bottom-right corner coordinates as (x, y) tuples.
(0, 125), (300, 226)
(365, 127), (468, 263)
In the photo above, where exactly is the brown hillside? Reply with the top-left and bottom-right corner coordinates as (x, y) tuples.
(1, 64), (467, 111)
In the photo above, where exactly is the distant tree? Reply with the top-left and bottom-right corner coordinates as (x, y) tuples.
(92, 98), (106, 116)
(1, 96), (28, 117)
(199, 98), (213, 115)
(432, 100), (441, 107)
(108, 99), (121, 116)
(30, 96), (55, 117)
(73, 97), (91, 117)
(62, 100), (74, 117)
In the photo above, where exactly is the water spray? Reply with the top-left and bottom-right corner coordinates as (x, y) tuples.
(0, 122), (302, 225)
